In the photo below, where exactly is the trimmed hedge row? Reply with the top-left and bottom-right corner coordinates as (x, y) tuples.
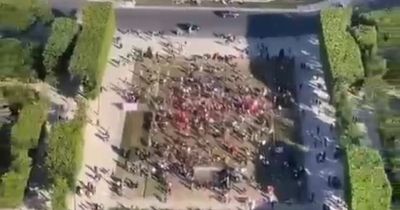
(0, 38), (34, 80)
(46, 101), (86, 209)
(0, 84), (39, 105)
(0, 94), (48, 208)
(43, 17), (79, 74)
(321, 8), (364, 84)
(69, 2), (115, 98)
(51, 178), (69, 210)
(320, 8), (392, 210)
(337, 68), (392, 209)
(347, 146), (392, 210)
(0, 0), (53, 31)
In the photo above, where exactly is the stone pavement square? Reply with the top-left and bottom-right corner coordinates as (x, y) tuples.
(70, 31), (346, 210)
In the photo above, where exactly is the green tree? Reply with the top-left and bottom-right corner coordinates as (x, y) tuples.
(364, 76), (389, 105)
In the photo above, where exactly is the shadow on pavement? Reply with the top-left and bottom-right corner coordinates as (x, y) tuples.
(246, 13), (319, 38)
(245, 12), (322, 204)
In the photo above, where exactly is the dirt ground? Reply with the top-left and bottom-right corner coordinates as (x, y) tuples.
(113, 54), (306, 204)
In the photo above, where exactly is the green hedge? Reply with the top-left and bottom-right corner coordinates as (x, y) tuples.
(350, 15), (388, 78)
(11, 100), (49, 149)
(43, 17), (79, 74)
(0, 0), (53, 31)
(0, 96), (48, 208)
(334, 84), (353, 129)
(46, 101), (86, 209)
(0, 38), (35, 80)
(321, 8), (364, 84)
(347, 146), (392, 210)
(0, 85), (39, 105)
(69, 2), (115, 98)
(320, 8), (392, 210)
(363, 55), (387, 77)
(362, 8), (400, 86)
(366, 8), (400, 49)
(352, 25), (378, 52)
(51, 178), (69, 210)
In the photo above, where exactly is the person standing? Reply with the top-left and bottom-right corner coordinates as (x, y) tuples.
(309, 192), (315, 202)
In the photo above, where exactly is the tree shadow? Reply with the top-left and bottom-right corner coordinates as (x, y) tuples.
(254, 141), (306, 202)
(0, 122), (13, 176)
(246, 13), (319, 38)
(25, 123), (51, 209)
(52, 34), (81, 97)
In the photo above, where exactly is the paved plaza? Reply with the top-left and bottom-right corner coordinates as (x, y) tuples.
(70, 28), (346, 210)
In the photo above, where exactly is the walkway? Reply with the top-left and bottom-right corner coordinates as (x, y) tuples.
(291, 35), (346, 209)
(67, 41), (133, 210)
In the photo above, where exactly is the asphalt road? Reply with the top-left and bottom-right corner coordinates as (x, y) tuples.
(117, 9), (319, 38)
